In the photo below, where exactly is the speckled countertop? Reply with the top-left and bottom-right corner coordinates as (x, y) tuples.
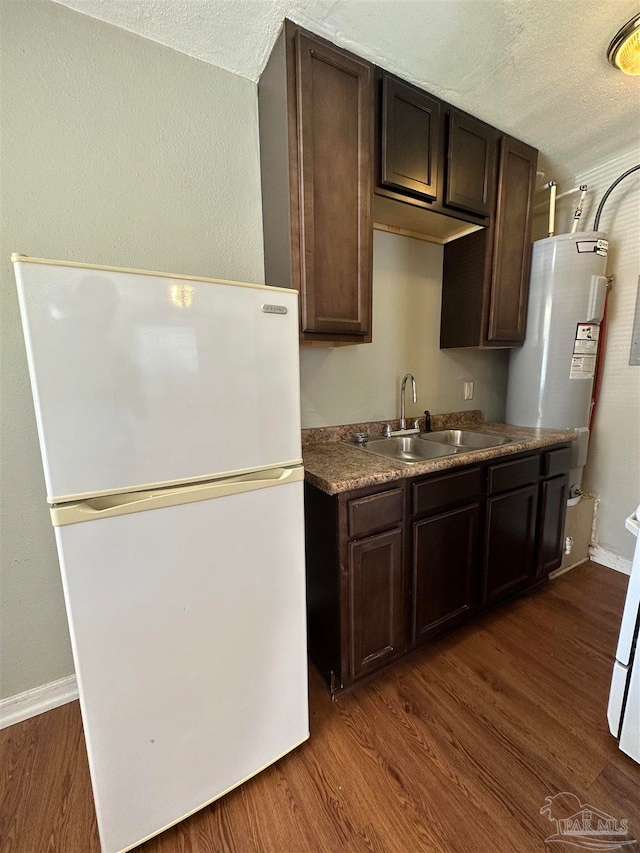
(302, 412), (575, 495)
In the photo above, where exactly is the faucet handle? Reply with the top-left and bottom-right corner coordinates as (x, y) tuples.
(382, 424), (392, 438)
(413, 418), (421, 430)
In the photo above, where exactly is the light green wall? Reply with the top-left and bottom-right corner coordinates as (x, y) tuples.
(0, 1), (512, 704)
(300, 231), (509, 428)
(0, 0), (264, 699)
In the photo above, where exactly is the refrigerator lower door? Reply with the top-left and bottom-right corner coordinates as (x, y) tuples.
(616, 512), (640, 667)
(608, 660), (628, 738)
(620, 653), (640, 763)
(53, 468), (308, 853)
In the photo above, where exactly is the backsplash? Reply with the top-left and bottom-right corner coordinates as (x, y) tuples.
(302, 409), (482, 446)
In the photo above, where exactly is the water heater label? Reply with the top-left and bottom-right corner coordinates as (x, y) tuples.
(570, 323), (599, 378)
(575, 239), (608, 257)
(574, 339), (598, 354)
(570, 356), (596, 379)
(575, 323), (600, 341)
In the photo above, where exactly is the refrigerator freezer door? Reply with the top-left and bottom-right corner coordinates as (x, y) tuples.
(54, 476), (308, 853)
(14, 258), (302, 502)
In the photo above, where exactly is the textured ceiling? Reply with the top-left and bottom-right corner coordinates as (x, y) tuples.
(53, 0), (640, 181)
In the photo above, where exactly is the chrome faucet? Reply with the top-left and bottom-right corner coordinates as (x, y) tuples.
(400, 374), (417, 431)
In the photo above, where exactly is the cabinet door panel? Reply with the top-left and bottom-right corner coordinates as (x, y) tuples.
(380, 75), (440, 201)
(413, 504), (480, 645)
(349, 528), (403, 680)
(485, 484), (538, 605)
(296, 32), (372, 336)
(538, 474), (569, 576)
(446, 110), (496, 217)
(487, 136), (537, 343)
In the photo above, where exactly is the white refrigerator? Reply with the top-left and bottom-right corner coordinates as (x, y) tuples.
(608, 505), (640, 764)
(13, 255), (309, 853)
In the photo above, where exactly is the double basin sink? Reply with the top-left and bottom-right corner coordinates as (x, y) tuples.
(346, 429), (513, 465)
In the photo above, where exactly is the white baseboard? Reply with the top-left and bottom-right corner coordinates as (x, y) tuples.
(589, 544), (632, 575)
(549, 557), (588, 580)
(0, 674), (78, 730)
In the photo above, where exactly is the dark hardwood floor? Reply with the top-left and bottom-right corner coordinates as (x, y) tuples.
(1, 561), (639, 852)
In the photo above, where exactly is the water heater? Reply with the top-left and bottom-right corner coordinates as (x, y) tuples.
(506, 231), (609, 497)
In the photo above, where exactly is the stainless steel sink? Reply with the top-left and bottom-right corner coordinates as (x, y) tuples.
(420, 429), (512, 449)
(350, 436), (458, 464)
(344, 429), (513, 465)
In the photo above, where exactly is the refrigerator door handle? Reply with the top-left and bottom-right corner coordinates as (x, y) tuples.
(51, 466), (304, 527)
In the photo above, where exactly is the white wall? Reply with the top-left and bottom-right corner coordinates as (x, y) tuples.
(533, 149), (640, 562)
(300, 230), (509, 427)
(0, 0), (264, 699)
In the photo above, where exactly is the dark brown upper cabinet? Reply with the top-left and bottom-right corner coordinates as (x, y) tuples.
(440, 134), (538, 348)
(487, 136), (538, 342)
(445, 109), (497, 218)
(379, 74), (441, 202)
(259, 21), (373, 345)
(374, 71), (496, 235)
(260, 23), (537, 348)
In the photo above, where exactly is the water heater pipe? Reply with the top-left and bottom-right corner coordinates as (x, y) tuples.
(548, 181), (557, 237)
(570, 185), (588, 233)
(533, 186), (583, 212)
(593, 164), (640, 230)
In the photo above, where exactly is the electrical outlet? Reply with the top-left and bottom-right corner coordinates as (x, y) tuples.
(464, 381), (474, 401)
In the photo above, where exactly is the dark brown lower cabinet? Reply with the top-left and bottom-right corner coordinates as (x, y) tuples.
(304, 443), (571, 694)
(538, 474), (569, 576)
(412, 503), (480, 645)
(348, 528), (404, 680)
(484, 484), (538, 605)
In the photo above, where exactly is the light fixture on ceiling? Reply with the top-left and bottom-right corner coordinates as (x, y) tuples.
(607, 12), (640, 75)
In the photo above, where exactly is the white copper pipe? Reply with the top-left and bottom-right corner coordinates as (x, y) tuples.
(548, 181), (557, 237)
(570, 185), (588, 233)
(533, 185), (583, 212)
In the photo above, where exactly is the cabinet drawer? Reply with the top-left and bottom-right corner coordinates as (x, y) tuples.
(412, 467), (482, 517)
(487, 455), (538, 495)
(542, 446), (572, 478)
(348, 488), (403, 539)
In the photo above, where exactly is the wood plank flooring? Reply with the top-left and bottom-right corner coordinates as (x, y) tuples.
(1, 561), (639, 852)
